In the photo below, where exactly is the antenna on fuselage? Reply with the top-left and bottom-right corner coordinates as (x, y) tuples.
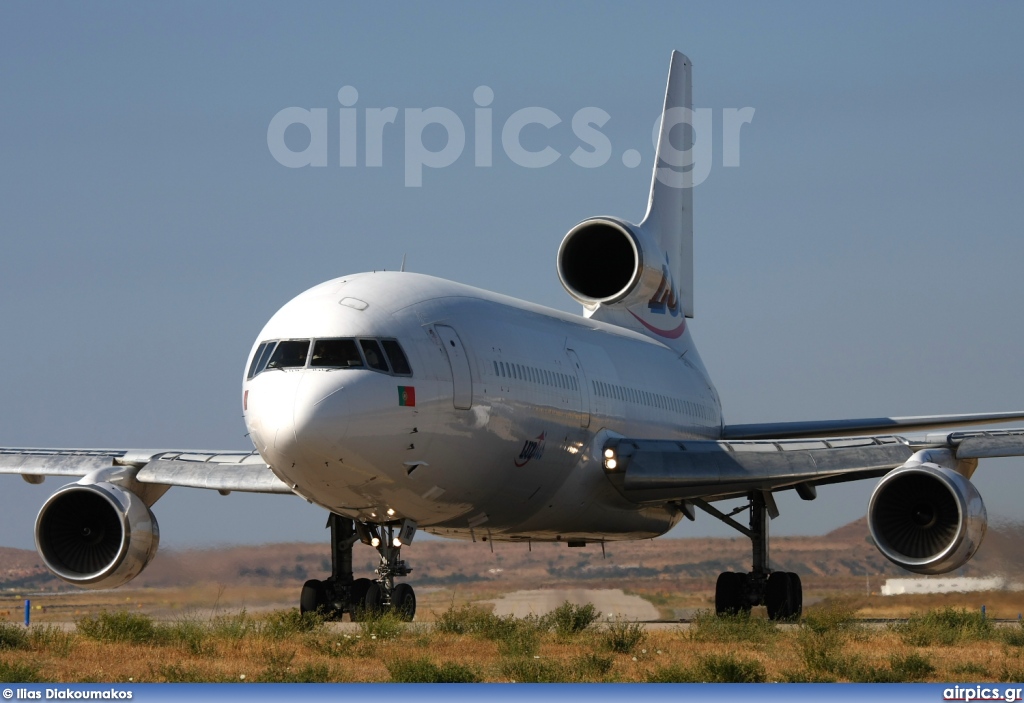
(400, 254), (407, 272)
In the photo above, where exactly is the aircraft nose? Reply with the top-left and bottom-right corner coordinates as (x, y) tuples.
(246, 371), (305, 460)
(249, 372), (351, 470)
(290, 373), (351, 461)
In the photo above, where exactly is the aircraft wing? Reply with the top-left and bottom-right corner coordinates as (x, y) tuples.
(0, 447), (293, 494)
(722, 410), (1024, 440)
(602, 428), (1024, 505)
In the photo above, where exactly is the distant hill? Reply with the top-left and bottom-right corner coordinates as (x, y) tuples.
(5, 516), (1023, 594)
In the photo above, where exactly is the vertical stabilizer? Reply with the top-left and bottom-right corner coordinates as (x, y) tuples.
(640, 51), (694, 319)
(556, 51), (696, 350)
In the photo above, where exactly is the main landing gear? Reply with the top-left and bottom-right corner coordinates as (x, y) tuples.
(695, 491), (803, 620)
(299, 513), (418, 621)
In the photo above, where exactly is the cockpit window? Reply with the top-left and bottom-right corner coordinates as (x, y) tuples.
(265, 340), (310, 369)
(381, 339), (412, 376)
(247, 342), (268, 380)
(311, 339), (364, 368)
(360, 339), (389, 372)
(250, 341), (278, 378)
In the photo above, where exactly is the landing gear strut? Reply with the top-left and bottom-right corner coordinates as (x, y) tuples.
(697, 492), (803, 620)
(299, 514), (417, 621)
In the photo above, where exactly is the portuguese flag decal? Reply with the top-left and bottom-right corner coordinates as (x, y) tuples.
(398, 386), (416, 407)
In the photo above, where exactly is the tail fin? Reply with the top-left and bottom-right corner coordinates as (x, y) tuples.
(640, 51), (694, 318)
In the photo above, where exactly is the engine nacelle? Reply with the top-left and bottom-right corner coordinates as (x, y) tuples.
(35, 482), (160, 589)
(867, 464), (986, 575)
(557, 217), (665, 310)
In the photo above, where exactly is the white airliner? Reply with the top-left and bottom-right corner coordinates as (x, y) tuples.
(4, 51), (1024, 621)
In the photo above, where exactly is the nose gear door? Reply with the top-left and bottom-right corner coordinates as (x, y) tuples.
(435, 324), (473, 410)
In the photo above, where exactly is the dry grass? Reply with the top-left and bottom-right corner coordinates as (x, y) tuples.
(2, 602), (1024, 683)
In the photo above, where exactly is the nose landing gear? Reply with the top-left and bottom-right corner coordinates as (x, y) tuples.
(299, 513), (418, 621)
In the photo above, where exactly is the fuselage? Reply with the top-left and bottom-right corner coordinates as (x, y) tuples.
(242, 271), (723, 542)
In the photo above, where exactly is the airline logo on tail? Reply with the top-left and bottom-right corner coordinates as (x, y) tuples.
(628, 256), (687, 339)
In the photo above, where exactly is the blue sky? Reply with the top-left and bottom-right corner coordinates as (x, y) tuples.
(2, 2), (1023, 550)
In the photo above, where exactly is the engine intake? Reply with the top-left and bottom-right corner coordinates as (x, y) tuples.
(35, 482), (160, 589)
(867, 464), (986, 575)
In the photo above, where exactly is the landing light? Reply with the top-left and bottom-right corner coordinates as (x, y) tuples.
(386, 508), (395, 517)
(604, 448), (615, 459)
(606, 459), (618, 470)
(370, 537), (381, 548)
(392, 537), (403, 548)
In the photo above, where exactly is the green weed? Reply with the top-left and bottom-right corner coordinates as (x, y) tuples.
(210, 610), (258, 641)
(567, 652), (614, 681)
(77, 611), (158, 645)
(159, 618), (209, 655)
(545, 602), (600, 637)
(689, 610), (777, 643)
(304, 632), (358, 657)
(29, 625), (76, 656)
(603, 619), (647, 654)
(500, 657), (564, 683)
(0, 623), (29, 651)
(386, 657), (480, 683)
(262, 609), (325, 640)
(698, 654), (767, 683)
(0, 659), (42, 683)
(647, 664), (699, 683)
(357, 608), (405, 641)
(893, 607), (994, 647)
(952, 662), (990, 677)
(887, 652), (935, 681)
(256, 648), (332, 682)
(156, 664), (206, 682)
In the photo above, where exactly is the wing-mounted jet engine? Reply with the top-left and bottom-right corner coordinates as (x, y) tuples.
(35, 480), (160, 589)
(868, 460), (987, 575)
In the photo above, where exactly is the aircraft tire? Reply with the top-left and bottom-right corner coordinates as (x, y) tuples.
(787, 572), (803, 619)
(300, 579), (324, 615)
(715, 572), (748, 616)
(392, 583), (416, 622)
(364, 581), (384, 615)
(766, 571), (803, 620)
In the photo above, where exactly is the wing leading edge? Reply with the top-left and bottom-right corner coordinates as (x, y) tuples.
(722, 411), (1024, 440)
(0, 447), (293, 494)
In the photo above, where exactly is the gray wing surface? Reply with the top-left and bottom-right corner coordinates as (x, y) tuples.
(0, 447), (293, 494)
(603, 429), (1024, 504)
(722, 411), (1024, 440)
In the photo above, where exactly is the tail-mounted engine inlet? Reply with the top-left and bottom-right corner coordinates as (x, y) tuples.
(557, 217), (665, 310)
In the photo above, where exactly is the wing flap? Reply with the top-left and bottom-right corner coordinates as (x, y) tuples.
(949, 429), (1024, 459)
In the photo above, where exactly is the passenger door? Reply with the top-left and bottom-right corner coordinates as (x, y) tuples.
(565, 348), (591, 428)
(435, 324), (473, 410)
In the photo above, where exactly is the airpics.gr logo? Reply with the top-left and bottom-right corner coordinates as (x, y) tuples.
(398, 386), (416, 407)
(514, 432), (546, 467)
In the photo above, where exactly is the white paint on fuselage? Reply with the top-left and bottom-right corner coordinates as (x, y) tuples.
(243, 271), (722, 542)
